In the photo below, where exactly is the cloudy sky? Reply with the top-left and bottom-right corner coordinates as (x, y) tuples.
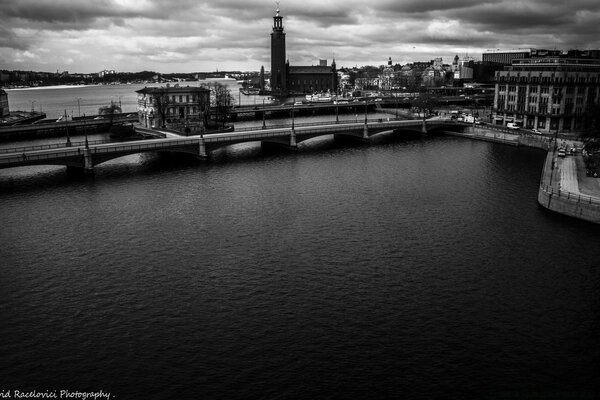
(2, 0), (600, 74)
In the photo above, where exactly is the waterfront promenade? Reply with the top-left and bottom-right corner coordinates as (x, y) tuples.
(538, 144), (600, 224)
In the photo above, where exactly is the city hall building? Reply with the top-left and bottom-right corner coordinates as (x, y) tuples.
(492, 52), (600, 133)
(270, 7), (337, 95)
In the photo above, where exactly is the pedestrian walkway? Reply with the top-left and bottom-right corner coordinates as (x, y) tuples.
(559, 155), (579, 193)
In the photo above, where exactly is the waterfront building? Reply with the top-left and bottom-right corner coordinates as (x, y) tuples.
(269, 7), (338, 95)
(0, 89), (9, 118)
(492, 55), (600, 133)
(136, 84), (210, 131)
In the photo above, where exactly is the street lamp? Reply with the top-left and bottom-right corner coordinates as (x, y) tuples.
(63, 109), (72, 147)
(76, 97), (82, 117)
(291, 101), (295, 130)
(262, 99), (266, 129)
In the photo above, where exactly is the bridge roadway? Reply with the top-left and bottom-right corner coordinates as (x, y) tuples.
(230, 95), (482, 117)
(0, 113), (139, 137)
(0, 118), (464, 173)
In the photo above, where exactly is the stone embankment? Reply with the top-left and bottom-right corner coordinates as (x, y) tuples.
(443, 125), (549, 150)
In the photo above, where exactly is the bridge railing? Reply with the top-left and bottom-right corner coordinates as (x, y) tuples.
(0, 148), (84, 164)
(0, 118), (461, 165)
(539, 183), (600, 206)
(0, 139), (113, 154)
(233, 117), (406, 133)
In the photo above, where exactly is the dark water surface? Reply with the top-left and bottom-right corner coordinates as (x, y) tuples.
(1, 135), (599, 400)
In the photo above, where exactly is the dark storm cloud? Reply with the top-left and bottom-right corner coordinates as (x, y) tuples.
(2, 0), (131, 26)
(0, 25), (28, 50)
(378, 0), (483, 15)
(2, 0), (600, 73)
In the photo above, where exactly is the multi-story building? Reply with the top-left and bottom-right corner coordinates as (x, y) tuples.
(483, 49), (532, 66)
(136, 84), (210, 130)
(492, 56), (600, 133)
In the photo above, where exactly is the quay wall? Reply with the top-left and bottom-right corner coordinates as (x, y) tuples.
(442, 125), (550, 149)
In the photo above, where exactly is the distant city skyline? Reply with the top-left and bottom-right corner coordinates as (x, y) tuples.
(2, 0), (600, 74)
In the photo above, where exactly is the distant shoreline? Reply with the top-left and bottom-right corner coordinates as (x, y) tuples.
(4, 84), (102, 91)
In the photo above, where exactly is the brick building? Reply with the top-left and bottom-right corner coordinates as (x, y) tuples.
(270, 7), (337, 95)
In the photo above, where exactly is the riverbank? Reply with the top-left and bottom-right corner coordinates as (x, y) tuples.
(444, 124), (600, 224)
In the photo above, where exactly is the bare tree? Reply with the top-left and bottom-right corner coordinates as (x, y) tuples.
(98, 101), (122, 127)
(412, 92), (437, 120)
(201, 82), (233, 128)
(153, 90), (171, 128)
(196, 90), (210, 129)
(580, 102), (600, 151)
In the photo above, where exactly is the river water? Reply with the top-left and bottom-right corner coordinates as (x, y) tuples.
(5, 79), (271, 120)
(1, 85), (600, 400)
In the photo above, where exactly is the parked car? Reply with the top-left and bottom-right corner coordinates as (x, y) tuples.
(530, 128), (542, 135)
(506, 122), (519, 130)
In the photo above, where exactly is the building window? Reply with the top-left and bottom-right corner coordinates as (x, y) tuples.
(530, 86), (538, 93)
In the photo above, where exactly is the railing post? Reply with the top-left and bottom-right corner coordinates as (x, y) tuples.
(198, 135), (207, 159)
(83, 147), (94, 174)
(290, 128), (297, 149)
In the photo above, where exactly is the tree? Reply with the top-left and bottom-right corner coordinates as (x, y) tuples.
(153, 90), (170, 128)
(98, 101), (122, 127)
(412, 91), (437, 119)
(196, 90), (210, 130)
(202, 82), (233, 128)
(580, 101), (600, 151)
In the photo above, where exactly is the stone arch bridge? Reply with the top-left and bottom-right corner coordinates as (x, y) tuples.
(0, 119), (467, 174)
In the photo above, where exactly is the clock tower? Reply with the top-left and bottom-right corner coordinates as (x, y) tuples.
(270, 6), (287, 94)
